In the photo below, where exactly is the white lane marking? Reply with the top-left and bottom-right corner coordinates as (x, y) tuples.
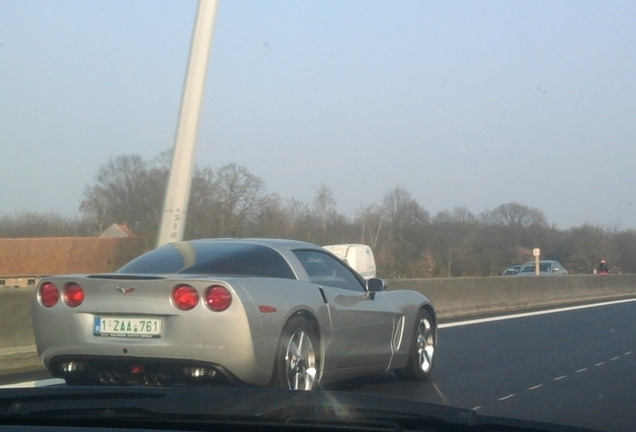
(611, 356), (620, 361)
(430, 381), (449, 406)
(498, 394), (515, 401)
(0, 378), (65, 389)
(451, 296), (636, 411)
(439, 297), (636, 328)
(472, 406), (482, 410)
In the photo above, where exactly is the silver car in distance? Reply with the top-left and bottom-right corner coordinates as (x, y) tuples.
(32, 238), (436, 390)
(516, 260), (568, 276)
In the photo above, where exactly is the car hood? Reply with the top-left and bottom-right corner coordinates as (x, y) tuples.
(0, 386), (600, 432)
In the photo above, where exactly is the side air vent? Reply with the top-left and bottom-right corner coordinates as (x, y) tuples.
(393, 315), (405, 350)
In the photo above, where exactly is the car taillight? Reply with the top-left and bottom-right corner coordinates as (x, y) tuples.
(64, 283), (85, 307)
(172, 285), (199, 310)
(40, 282), (60, 307)
(205, 285), (232, 312)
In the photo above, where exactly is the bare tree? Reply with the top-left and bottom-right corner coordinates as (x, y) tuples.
(249, 194), (293, 238)
(355, 204), (385, 249)
(563, 225), (614, 274)
(481, 202), (548, 228)
(63, 151), (636, 277)
(612, 230), (636, 273)
(79, 154), (168, 244)
(212, 163), (267, 236)
(382, 187), (429, 236)
(431, 207), (478, 277)
(378, 187), (430, 278)
(184, 166), (220, 239)
(0, 212), (93, 237)
(284, 198), (319, 242)
(312, 184), (337, 241)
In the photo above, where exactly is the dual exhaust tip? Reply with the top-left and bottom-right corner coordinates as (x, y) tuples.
(60, 361), (218, 386)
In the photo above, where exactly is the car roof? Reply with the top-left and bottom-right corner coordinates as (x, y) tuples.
(186, 238), (323, 251)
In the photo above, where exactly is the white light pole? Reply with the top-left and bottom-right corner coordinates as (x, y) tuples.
(157, 0), (219, 247)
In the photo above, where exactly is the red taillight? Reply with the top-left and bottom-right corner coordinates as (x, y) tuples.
(205, 285), (232, 312)
(172, 285), (199, 310)
(40, 282), (60, 307)
(64, 283), (85, 307)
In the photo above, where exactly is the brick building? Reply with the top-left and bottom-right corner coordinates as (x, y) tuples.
(0, 224), (147, 288)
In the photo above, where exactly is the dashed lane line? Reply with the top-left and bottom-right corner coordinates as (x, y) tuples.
(498, 394), (516, 401)
(492, 349), (634, 408)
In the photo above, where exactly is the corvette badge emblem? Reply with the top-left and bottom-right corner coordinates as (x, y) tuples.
(115, 286), (135, 296)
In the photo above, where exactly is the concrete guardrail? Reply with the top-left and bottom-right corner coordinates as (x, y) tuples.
(1, 275), (636, 375)
(0, 288), (40, 375)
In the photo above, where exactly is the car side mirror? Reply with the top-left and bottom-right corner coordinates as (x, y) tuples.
(366, 278), (386, 292)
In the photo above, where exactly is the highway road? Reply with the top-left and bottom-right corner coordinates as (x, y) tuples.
(330, 298), (636, 431)
(3, 298), (636, 431)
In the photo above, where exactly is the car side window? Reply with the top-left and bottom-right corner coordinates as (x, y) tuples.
(294, 250), (365, 292)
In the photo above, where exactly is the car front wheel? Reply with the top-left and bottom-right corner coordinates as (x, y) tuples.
(396, 308), (436, 380)
(273, 315), (319, 390)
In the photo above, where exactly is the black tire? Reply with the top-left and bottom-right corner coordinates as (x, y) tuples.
(396, 308), (436, 380)
(272, 315), (319, 390)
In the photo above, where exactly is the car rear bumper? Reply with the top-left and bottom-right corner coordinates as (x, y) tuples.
(49, 354), (246, 386)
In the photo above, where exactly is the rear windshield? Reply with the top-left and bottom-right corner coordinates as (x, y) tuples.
(118, 242), (296, 279)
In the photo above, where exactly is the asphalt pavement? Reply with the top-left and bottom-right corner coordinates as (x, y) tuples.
(4, 299), (636, 431)
(328, 299), (636, 432)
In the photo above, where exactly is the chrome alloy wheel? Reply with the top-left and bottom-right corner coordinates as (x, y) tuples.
(284, 328), (317, 390)
(416, 317), (435, 373)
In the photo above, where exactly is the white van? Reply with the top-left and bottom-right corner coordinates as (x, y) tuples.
(323, 244), (376, 280)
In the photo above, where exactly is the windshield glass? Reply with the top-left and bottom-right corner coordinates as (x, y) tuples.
(118, 241), (296, 279)
(2, 1), (635, 432)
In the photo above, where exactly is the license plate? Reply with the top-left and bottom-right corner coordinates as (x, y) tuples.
(94, 317), (163, 338)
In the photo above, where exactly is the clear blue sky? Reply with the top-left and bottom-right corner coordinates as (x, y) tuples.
(1, 0), (635, 229)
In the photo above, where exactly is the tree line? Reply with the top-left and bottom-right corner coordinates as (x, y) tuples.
(2, 153), (635, 277)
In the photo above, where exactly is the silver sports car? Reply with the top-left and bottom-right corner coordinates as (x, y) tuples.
(32, 238), (436, 390)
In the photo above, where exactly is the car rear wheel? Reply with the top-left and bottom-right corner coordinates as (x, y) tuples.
(396, 308), (435, 380)
(273, 315), (319, 390)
